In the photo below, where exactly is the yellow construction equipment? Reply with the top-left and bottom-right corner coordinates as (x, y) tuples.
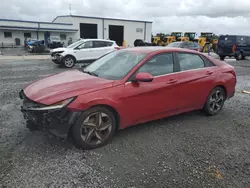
(152, 34), (175, 46)
(171, 32), (182, 41)
(194, 32), (218, 52)
(183, 32), (196, 41)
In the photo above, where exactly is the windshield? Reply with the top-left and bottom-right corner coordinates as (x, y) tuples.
(167, 42), (182, 47)
(67, 40), (84, 48)
(83, 50), (147, 80)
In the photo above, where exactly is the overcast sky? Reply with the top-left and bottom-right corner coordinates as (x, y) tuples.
(1, 0), (250, 35)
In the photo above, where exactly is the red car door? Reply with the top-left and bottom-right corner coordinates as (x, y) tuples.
(174, 52), (218, 111)
(120, 53), (182, 127)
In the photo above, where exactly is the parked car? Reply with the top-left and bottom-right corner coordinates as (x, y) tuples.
(48, 36), (64, 49)
(19, 47), (236, 150)
(217, 35), (250, 61)
(27, 41), (45, 53)
(134, 39), (154, 47)
(167, 41), (201, 51)
(50, 39), (120, 68)
(24, 38), (44, 48)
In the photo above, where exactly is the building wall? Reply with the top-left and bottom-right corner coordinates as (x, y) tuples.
(103, 19), (147, 47)
(0, 16), (152, 47)
(55, 16), (153, 47)
(0, 30), (38, 46)
(0, 19), (76, 46)
(56, 17), (103, 39)
(145, 23), (153, 43)
(0, 29), (76, 46)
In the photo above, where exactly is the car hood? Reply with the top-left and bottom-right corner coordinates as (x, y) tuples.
(23, 69), (114, 105)
(51, 47), (66, 53)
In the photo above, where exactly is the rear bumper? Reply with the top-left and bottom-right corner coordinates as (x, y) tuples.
(19, 90), (80, 138)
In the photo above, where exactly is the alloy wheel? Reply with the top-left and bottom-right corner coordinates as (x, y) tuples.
(80, 112), (112, 145)
(209, 90), (224, 113)
(238, 53), (242, 60)
(64, 57), (74, 67)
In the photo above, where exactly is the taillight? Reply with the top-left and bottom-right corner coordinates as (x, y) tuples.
(232, 44), (236, 52)
(114, 47), (121, 50)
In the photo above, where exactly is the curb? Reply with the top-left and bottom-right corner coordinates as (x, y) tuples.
(0, 55), (50, 60)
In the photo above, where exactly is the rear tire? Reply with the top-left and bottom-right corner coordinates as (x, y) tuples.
(219, 55), (225, 60)
(203, 87), (226, 116)
(236, 52), (243, 61)
(72, 106), (117, 150)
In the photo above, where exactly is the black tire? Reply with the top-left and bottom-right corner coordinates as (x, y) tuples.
(203, 87), (226, 116)
(219, 55), (225, 60)
(235, 52), (243, 61)
(52, 61), (61, 65)
(72, 106), (117, 150)
(63, 55), (76, 68)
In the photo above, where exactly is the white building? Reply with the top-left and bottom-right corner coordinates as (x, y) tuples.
(0, 15), (152, 47)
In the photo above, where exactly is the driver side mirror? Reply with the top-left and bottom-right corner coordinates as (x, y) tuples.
(133, 72), (154, 82)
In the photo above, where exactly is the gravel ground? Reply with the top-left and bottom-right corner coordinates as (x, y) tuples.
(0, 58), (250, 188)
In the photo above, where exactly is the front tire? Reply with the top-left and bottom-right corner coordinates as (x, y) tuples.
(72, 106), (117, 150)
(203, 87), (226, 116)
(63, 55), (76, 68)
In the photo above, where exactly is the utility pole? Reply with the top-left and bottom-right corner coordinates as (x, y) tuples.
(69, 4), (72, 15)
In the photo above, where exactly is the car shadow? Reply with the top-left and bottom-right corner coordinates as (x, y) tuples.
(32, 109), (205, 150)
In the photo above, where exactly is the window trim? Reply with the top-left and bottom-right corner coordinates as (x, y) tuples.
(24, 32), (31, 38)
(4, 31), (12, 38)
(174, 52), (215, 72)
(126, 52), (177, 82)
(60, 34), (67, 40)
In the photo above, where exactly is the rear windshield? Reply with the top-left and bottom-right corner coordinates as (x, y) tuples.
(218, 36), (236, 44)
(218, 35), (249, 45)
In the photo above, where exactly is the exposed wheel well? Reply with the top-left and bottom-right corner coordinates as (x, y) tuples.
(89, 104), (121, 131)
(67, 104), (121, 139)
(64, 55), (77, 62)
(216, 85), (227, 98)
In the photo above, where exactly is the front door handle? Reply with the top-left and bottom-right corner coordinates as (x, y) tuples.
(167, 79), (178, 84)
(206, 71), (213, 75)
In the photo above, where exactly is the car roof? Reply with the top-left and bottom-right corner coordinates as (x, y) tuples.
(121, 46), (201, 54)
(81, 38), (116, 43)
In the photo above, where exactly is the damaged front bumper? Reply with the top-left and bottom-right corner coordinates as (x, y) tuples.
(51, 54), (64, 64)
(19, 90), (80, 138)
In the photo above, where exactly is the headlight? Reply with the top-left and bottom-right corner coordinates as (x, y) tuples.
(28, 97), (76, 111)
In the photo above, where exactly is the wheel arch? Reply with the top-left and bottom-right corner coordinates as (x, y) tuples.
(215, 85), (227, 98)
(90, 104), (121, 131)
(64, 54), (77, 62)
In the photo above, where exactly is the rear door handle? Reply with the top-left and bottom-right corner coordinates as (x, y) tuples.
(206, 71), (213, 75)
(167, 79), (178, 84)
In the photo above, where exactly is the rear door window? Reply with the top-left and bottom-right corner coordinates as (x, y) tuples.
(177, 53), (205, 71)
(104, 41), (114, 46)
(93, 41), (106, 48)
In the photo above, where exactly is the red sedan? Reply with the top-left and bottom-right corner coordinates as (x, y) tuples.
(19, 47), (236, 149)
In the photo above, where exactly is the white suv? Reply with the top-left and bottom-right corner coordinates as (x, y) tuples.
(50, 39), (120, 68)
